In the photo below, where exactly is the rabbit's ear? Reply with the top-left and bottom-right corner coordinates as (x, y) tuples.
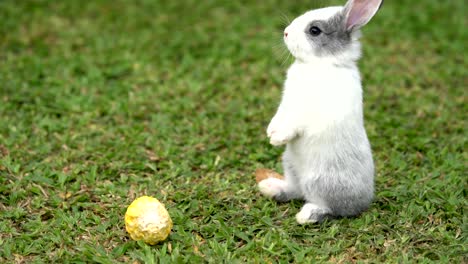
(344, 0), (383, 31)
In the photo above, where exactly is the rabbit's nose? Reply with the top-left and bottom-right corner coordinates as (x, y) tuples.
(284, 32), (288, 37)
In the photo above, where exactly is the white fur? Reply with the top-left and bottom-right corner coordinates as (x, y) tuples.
(267, 61), (363, 142)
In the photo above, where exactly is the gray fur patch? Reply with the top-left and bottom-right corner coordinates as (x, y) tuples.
(304, 11), (351, 56)
(308, 209), (334, 223)
(273, 191), (291, 202)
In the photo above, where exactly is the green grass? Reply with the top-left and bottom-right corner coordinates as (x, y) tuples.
(0, 0), (466, 262)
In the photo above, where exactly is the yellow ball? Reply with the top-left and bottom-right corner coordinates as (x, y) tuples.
(125, 196), (172, 245)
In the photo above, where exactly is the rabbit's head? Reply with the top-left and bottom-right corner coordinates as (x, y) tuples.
(283, 0), (382, 64)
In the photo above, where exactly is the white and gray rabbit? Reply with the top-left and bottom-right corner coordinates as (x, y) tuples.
(259, 0), (383, 224)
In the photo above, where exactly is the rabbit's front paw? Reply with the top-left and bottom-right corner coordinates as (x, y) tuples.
(267, 126), (295, 146)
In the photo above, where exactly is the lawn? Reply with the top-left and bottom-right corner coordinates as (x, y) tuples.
(0, 0), (466, 263)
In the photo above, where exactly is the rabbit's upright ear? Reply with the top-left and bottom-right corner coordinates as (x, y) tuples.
(344, 0), (383, 31)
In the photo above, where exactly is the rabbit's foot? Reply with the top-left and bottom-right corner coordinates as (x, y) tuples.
(258, 177), (287, 198)
(295, 203), (332, 224)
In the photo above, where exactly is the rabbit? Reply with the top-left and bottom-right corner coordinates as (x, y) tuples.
(258, 0), (382, 224)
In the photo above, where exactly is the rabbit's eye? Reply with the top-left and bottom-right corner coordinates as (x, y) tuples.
(309, 26), (322, 36)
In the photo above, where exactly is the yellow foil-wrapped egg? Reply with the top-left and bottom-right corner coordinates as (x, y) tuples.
(125, 196), (172, 245)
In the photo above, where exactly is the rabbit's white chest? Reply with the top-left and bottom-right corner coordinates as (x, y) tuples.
(281, 62), (362, 136)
